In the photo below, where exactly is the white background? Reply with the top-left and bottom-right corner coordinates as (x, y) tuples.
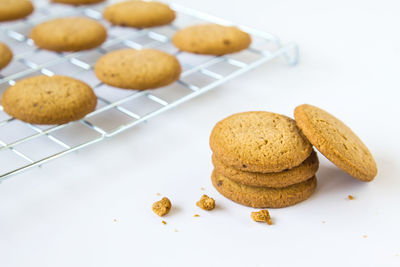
(1, 0), (400, 266)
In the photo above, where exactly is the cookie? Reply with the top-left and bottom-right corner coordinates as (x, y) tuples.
(212, 170), (317, 208)
(30, 17), (107, 52)
(51, 0), (105, 5)
(172, 24), (251, 55)
(0, 0), (34, 22)
(210, 111), (313, 173)
(212, 150), (319, 188)
(1, 75), (97, 125)
(95, 48), (181, 90)
(103, 1), (175, 28)
(294, 104), (377, 182)
(0, 42), (13, 70)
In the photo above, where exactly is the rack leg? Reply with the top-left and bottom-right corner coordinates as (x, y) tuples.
(282, 43), (300, 66)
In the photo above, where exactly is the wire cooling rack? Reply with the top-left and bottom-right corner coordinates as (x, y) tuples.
(0, 0), (299, 182)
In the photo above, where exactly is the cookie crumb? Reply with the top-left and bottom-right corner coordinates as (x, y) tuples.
(194, 214), (200, 217)
(200, 187), (205, 191)
(363, 235), (367, 238)
(196, 194), (215, 211)
(322, 221), (326, 224)
(156, 192), (161, 196)
(162, 220), (167, 225)
(348, 195), (355, 200)
(113, 218), (117, 222)
(251, 210), (272, 225)
(152, 197), (172, 217)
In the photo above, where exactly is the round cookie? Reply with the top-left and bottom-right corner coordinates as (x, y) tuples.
(210, 111), (313, 173)
(0, 0), (34, 22)
(51, 0), (104, 5)
(172, 24), (251, 55)
(212, 150), (319, 188)
(0, 42), (13, 70)
(1, 75), (97, 125)
(103, 1), (175, 28)
(95, 48), (181, 90)
(294, 104), (377, 182)
(30, 17), (107, 52)
(212, 170), (317, 208)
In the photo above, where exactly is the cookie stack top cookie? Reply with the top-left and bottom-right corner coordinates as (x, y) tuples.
(210, 111), (312, 173)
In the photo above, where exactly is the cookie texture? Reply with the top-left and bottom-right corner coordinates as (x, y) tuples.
(1, 75), (97, 125)
(294, 104), (377, 182)
(0, 0), (33, 22)
(95, 48), (181, 90)
(172, 24), (251, 55)
(212, 170), (317, 208)
(0, 42), (13, 70)
(30, 17), (107, 52)
(210, 111), (313, 173)
(51, 0), (105, 4)
(212, 150), (319, 188)
(104, 1), (175, 28)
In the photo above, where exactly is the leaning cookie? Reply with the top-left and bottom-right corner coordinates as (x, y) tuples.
(212, 170), (317, 208)
(1, 75), (97, 125)
(0, 42), (13, 70)
(51, 0), (105, 5)
(212, 150), (319, 188)
(173, 24), (251, 55)
(294, 104), (377, 182)
(95, 48), (181, 90)
(104, 1), (175, 28)
(0, 0), (34, 22)
(30, 17), (107, 52)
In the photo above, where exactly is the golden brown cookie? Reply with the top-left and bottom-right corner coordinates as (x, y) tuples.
(103, 1), (175, 28)
(294, 104), (377, 182)
(212, 170), (317, 208)
(0, 0), (34, 22)
(172, 24), (251, 55)
(51, 0), (104, 5)
(212, 150), (319, 188)
(210, 111), (313, 173)
(95, 48), (181, 90)
(0, 42), (13, 70)
(1, 75), (97, 125)
(30, 17), (107, 52)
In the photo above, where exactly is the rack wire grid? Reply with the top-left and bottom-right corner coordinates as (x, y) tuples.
(0, 0), (299, 182)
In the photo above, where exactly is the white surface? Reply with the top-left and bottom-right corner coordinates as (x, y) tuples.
(1, 0), (400, 266)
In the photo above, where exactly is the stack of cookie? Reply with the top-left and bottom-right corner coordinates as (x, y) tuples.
(210, 111), (319, 208)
